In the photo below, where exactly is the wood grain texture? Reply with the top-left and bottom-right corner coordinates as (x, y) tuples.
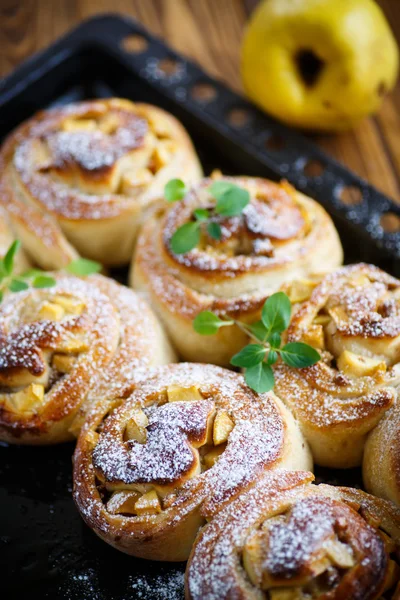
(1, 0), (400, 201)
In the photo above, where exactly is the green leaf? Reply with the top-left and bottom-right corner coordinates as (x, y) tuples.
(66, 258), (102, 276)
(266, 350), (278, 365)
(32, 275), (57, 289)
(8, 278), (29, 292)
(261, 292), (292, 335)
(249, 320), (268, 342)
(245, 363), (275, 394)
(170, 222), (200, 254)
(3, 240), (21, 275)
(0, 290), (3, 303)
(21, 268), (47, 279)
(230, 344), (266, 368)
(280, 342), (320, 368)
(164, 178), (187, 202)
(193, 311), (233, 335)
(0, 261), (6, 281)
(268, 332), (281, 349)
(214, 185), (250, 217)
(209, 181), (235, 198)
(193, 208), (209, 221)
(207, 222), (222, 240)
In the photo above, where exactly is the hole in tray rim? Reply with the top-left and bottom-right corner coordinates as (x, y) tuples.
(302, 158), (325, 178)
(191, 82), (217, 103)
(264, 133), (285, 151)
(121, 34), (149, 54)
(380, 212), (400, 234)
(226, 107), (252, 128)
(339, 185), (363, 206)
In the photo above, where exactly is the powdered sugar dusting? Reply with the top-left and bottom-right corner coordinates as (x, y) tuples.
(186, 476), (390, 600)
(0, 273), (170, 440)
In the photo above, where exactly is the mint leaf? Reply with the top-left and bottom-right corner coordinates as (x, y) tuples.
(209, 181), (234, 198)
(8, 278), (29, 292)
(22, 269), (47, 279)
(214, 185), (250, 217)
(193, 311), (233, 335)
(280, 342), (320, 368)
(170, 222), (200, 254)
(193, 208), (209, 221)
(3, 240), (21, 275)
(207, 222), (222, 240)
(261, 292), (291, 335)
(249, 320), (268, 342)
(266, 350), (278, 365)
(245, 363), (274, 393)
(165, 179), (187, 202)
(66, 258), (101, 276)
(0, 290), (3, 303)
(32, 275), (56, 289)
(268, 332), (281, 349)
(230, 344), (266, 368)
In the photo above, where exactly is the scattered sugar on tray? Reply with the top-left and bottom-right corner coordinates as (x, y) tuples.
(128, 570), (184, 600)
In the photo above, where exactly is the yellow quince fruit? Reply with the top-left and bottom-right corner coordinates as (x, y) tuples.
(241, 0), (399, 131)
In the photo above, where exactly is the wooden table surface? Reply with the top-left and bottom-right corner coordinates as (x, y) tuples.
(1, 0), (400, 202)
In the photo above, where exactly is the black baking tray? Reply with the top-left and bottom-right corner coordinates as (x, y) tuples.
(0, 13), (398, 599)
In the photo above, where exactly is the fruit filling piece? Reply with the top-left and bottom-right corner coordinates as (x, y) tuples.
(92, 385), (236, 517)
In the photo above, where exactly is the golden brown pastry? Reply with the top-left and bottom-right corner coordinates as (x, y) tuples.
(186, 471), (400, 600)
(0, 273), (175, 444)
(274, 264), (400, 468)
(131, 175), (343, 366)
(0, 207), (31, 273)
(73, 363), (312, 561)
(0, 98), (202, 268)
(363, 401), (400, 506)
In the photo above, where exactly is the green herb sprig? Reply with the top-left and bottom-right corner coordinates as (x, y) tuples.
(0, 241), (101, 301)
(193, 291), (320, 394)
(164, 179), (250, 255)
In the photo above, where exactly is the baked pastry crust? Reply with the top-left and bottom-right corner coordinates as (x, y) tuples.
(0, 273), (175, 444)
(274, 263), (400, 468)
(185, 471), (400, 600)
(363, 400), (400, 506)
(0, 98), (202, 267)
(131, 175), (343, 365)
(73, 363), (312, 561)
(0, 206), (31, 273)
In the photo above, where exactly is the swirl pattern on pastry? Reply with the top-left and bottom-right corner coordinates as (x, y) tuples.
(0, 273), (175, 444)
(131, 175), (343, 365)
(0, 98), (202, 267)
(274, 264), (400, 468)
(186, 472), (400, 600)
(73, 363), (312, 561)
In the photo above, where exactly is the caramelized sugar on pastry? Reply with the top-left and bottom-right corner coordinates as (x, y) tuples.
(131, 174), (342, 365)
(274, 264), (400, 468)
(73, 363), (312, 561)
(185, 472), (400, 600)
(0, 98), (202, 268)
(0, 274), (175, 444)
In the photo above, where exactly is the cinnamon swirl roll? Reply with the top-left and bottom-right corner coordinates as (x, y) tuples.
(274, 264), (400, 468)
(0, 274), (175, 444)
(0, 98), (202, 268)
(73, 363), (312, 561)
(186, 472), (400, 600)
(131, 175), (342, 366)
